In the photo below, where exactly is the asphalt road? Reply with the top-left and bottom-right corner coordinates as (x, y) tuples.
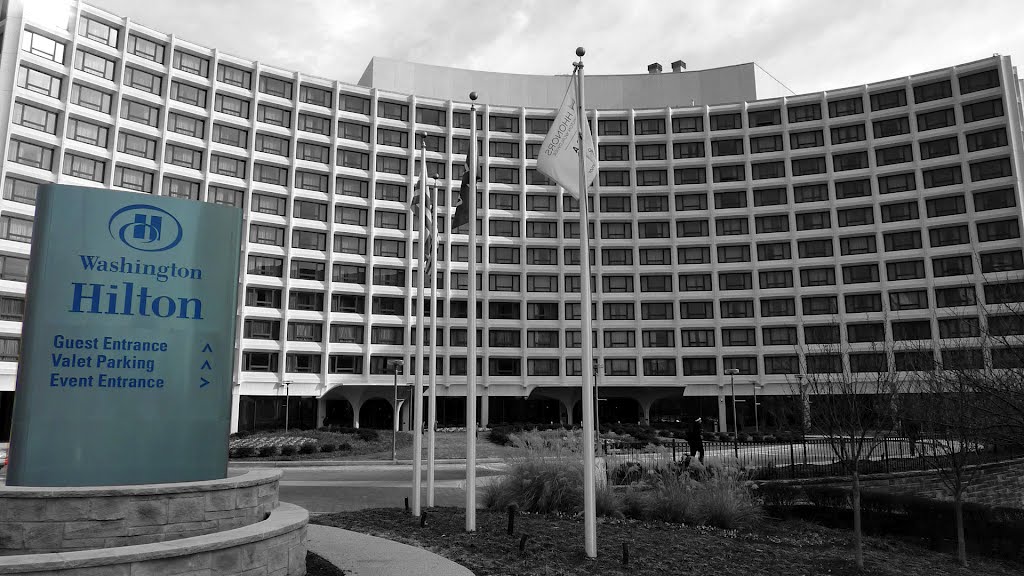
(244, 463), (507, 514)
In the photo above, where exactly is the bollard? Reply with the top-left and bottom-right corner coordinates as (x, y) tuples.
(507, 504), (516, 535)
(420, 512), (428, 527)
(519, 534), (528, 552)
(404, 497), (409, 512)
(622, 542), (629, 565)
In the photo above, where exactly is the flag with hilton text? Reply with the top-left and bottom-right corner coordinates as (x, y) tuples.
(537, 74), (597, 199)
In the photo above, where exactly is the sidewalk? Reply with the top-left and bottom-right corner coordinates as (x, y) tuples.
(230, 457), (506, 468)
(306, 524), (474, 576)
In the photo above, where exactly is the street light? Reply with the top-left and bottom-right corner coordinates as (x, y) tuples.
(725, 368), (740, 458)
(751, 381), (762, 433)
(388, 359), (404, 462)
(593, 359), (602, 441)
(279, 381), (291, 432)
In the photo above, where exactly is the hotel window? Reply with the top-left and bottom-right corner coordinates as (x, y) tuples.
(286, 354), (321, 374)
(640, 248), (670, 266)
(258, 104), (291, 128)
(798, 239), (833, 260)
(291, 200), (326, 222)
(715, 191), (746, 209)
(680, 273), (711, 291)
(674, 167), (706, 185)
(373, 238), (406, 258)
(789, 130), (823, 150)
(113, 165), (154, 192)
(601, 275), (633, 293)
(163, 176), (200, 200)
(966, 127), (1007, 152)
(62, 153), (105, 181)
(884, 230), (922, 252)
(377, 128), (407, 148)
(850, 353), (887, 373)
(170, 81), (207, 108)
(794, 183), (828, 203)
(828, 97), (863, 117)
(878, 172), (916, 194)
(69, 83), (110, 113)
(296, 141), (329, 164)
(637, 302), (671, 322)
(489, 219), (520, 238)
(939, 318), (980, 339)
(246, 256), (282, 277)
(14, 102), (57, 134)
(208, 154), (244, 179)
(923, 166), (963, 189)
(412, 107), (446, 128)
(526, 275), (557, 292)
(636, 143), (666, 161)
(881, 201), (919, 223)
(339, 149), (370, 170)
(212, 123), (247, 147)
(337, 92), (369, 114)
(78, 16), (119, 47)
(710, 113), (741, 131)
(834, 179), (870, 199)
(74, 50), (115, 81)
(635, 118), (665, 135)
(289, 291), (325, 311)
(638, 221), (670, 239)
(8, 140), (53, 170)
(977, 219), (1020, 242)
(933, 255), (973, 277)
(803, 296), (838, 315)
(805, 324), (840, 345)
(763, 328), (797, 346)
(914, 80), (952, 103)
(833, 151), (869, 171)
(788, 103), (821, 123)
(678, 246), (710, 265)
(215, 94), (251, 118)
(525, 117), (551, 134)
(376, 156), (407, 175)
(718, 245), (750, 263)
(712, 139), (743, 156)
(22, 30), (66, 63)
(989, 314), (1024, 336)
(719, 272), (752, 290)
(759, 269), (793, 289)
(873, 116), (910, 138)
(249, 224), (284, 246)
(295, 171), (328, 193)
(288, 323), (324, 343)
(870, 89), (906, 111)
(18, 66), (61, 99)
(489, 274), (520, 292)
(299, 113), (331, 136)
(756, 242), (790, 260)
(680, 301), (714, 320)
(172, 50), (209, 78)
(761, 298), (795, 317)
(765, 356), (799, 375)
(840, 235), (876, 255)
(926, 195), (966, 217)
(713, 164), (745, 182)
(675, 219), (708, 238)
(123, 67), (161, 94)
(748, 109), (781, 127)
(599, 170), (629, 187)
(375, 100), (407, 121)
(371, 267), (405, 287)
(830, 124), (866, 145)
(489, 166), (519, 184)
(489, 116), (519, 133)
(722, 329), (756, 347)
(242, 352), (278, 372)
(682, 357), (716, 376)
(332, 178), (367, 200)
(3, 178), (39, 205)
(640, 274), (672, 292)
(842, 264), (880, 284)
(604, 302), (635, 321)
(886, 260), (925, 281)
(120, 99), (160, 127)
(209, 186), (243, 208)
(600, 222), (632, 239)
(792, 157), (826, 176)
(638, 195), (669, 212)
(959, 69), (999, 94)
(721, 300), (754, 318)
(920, 136), (959, 160)
(528, 248), (558, 266)
(916, 108), (955, 131)
(295, 84), (331, 108)
(598, 119), (627, 135)
(527, 303), (558, 321)
(244, 319), (280, 339)
(672, 116), (703, 132)
(890, 290), (928, 311)
(673, 141), (704, 158)
(0, 215), (33, 243)
(488, 358), (521, 377)
(643, 359), (676, 376)
(526, 359), (559, 376)
(489, 246), (520, 265)
(216, 64), (251, 88)
(676, 193), (707, 211)
(970, 158), (1012, 181)
(838, 207), (874, 227)
(166, 144), (202, 170)
(0, 256), (28, 282)
(168, 112), (205, 139)
(974, 188), (1015, 212)
(796, 212), (830, 231)
(416, 133), (446, 153)
(963, 99), (1003, 123)
(876, 144), (913, 166)
(604, 330), (635, 348)
(333, 264), (366, 284)
(935, 286), (977, 307)
(253, 163), (288, 186)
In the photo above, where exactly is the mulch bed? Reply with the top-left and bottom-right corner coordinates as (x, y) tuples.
(314, 507), (1021, 576)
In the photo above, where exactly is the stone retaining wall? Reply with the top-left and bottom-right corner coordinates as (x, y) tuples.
(0, 501), (307, 575)
(0, 470), (281, 554)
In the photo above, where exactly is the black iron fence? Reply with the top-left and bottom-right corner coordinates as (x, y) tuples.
(601, 437), (1023, 482)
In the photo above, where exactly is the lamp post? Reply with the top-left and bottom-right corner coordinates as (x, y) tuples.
(593, 359), (602, 441)
(388, 359), (404, 462)
(752, 381), (762, 433)
(725, 368), (739, 458)
(282, 381), (291, 432)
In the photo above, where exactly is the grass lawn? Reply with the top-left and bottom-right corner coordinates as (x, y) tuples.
(313, 507), (1022, 576)
(230, 430), (516, 461)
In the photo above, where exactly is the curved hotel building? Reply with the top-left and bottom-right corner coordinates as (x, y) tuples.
(1, 0), (1023, 435)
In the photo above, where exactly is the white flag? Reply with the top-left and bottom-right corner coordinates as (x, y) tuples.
(537, 75), (597, 199)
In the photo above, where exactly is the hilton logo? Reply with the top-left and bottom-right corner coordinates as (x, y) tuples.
(108, 205), (183, 252)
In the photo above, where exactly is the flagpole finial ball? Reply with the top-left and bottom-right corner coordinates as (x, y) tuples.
(576, 47), (585, 57)
(469, 92), (478, 101)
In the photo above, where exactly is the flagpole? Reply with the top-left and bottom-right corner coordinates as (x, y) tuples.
(574, 47), (598, 560)
(465, 91), (479, 532)
(427, 164), (439, 508)
(412, 139), (427, 517)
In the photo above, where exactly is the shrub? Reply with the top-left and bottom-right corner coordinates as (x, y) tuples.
(487, 426), (515, 446)
(232, 446), (256, 458)
(337, 442), (352, 451)
(803, 484), (850, 509)
(610, 462), (644, 485)
(757, 483), (802, 507)
(700, 473), (763, 530)
(298, 441), (318, 454)
(356, 429), (380, 443)
(595, 486), (623, 519)
(258, 445), (278, 458)
(280, 445), (297, 456)
(320, 443), (336, 453)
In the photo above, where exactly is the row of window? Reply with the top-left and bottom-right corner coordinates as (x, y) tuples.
(239, 345), (1021, 376)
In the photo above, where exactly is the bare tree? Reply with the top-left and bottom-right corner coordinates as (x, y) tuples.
(796, 340), (905, 570)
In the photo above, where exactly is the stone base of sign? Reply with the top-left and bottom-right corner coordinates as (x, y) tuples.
(0, 470), (307, 575)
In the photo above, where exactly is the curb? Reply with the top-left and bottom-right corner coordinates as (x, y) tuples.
(229, 458), (507, 468)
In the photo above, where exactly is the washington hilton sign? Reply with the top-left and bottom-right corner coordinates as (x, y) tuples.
(7, 185), (242, 486)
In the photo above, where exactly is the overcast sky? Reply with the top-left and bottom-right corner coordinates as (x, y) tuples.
(85, 0), (1024, 96)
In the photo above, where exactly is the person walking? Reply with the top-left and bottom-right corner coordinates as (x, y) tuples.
(686, 417), (705, 464)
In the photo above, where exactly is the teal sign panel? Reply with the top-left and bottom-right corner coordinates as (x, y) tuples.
(7, 185), (242, 486)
